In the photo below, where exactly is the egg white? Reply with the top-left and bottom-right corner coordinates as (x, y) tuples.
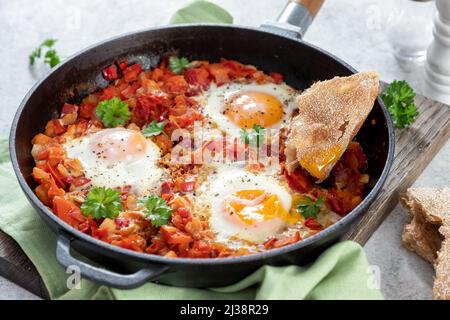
(63, 128), (167, 196)
(195, 165), (293, 246)
(197, 82), (298, 137)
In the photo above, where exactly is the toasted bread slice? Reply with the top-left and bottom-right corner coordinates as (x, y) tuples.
(401, 187), (450, 263)
(434, 221), (450, 300)
(285, 71), (379, 181)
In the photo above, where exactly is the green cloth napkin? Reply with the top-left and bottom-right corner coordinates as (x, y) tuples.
(0, 137), (382, 299)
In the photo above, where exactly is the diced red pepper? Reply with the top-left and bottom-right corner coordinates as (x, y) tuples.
(284, 168), (312, 193)
(269, 72), (284, 84)
(102, 64), (119, 81)
(304, 218), (323, 230)
(123, 63), (143, 83)
(61, 103), (79, 116)
(178, 175), (196, 193)
(72, 176), (91, 188)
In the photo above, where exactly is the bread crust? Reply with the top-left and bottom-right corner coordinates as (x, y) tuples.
(400, 187), (450, 300)
(285, 71), (379, 181)
(434, 222), (450, 300)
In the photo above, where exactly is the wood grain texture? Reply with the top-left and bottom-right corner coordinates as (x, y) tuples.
(345, 92), (450, 244)
(0, 90), (449, 299)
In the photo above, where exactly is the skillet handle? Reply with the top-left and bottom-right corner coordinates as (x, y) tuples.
(288, 0), (325, 19)
(263, 0), (325, 37)
(56, 234), (169, 289)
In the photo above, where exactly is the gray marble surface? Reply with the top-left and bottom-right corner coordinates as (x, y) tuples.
(0, 0), (449, 300)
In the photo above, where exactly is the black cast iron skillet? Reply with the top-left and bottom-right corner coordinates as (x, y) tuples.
(10, 0), (394, 289)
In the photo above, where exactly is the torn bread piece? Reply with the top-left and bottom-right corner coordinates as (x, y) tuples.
(434, 221), (450, 300)
(285, 71), (379, 182)
(401, 187), (450, 264)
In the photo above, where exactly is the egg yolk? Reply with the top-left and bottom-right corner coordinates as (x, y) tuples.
(225, 189), (296, 225)
(300, 144), (342, 180)
(90, 128), (147, 164)
(224, 91), (284, 129)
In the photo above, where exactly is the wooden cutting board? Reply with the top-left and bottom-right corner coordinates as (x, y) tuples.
(1, 87), (450, 299)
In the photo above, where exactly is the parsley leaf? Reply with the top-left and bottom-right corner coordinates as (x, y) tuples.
(169, 56), (190, 74)
(95, 97), (131, 128)
(29, 38), (61, 68)
(80, 187), (123, 219)
(296, 195), (324, 219)
(240, 124), (266, 147)
(143, 120), (167, 137)
(380, 80), (419, 129)
(44, 49), (61, 68)
(140, 195), (173, 227)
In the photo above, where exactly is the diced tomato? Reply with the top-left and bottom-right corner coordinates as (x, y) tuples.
(120, 82), (140, 99)
(177, 207), (190, 218)
(46, 163), (66, 189)
(161, 180), (175, 202)
(123, 63), (143, 83)
(45, 119), (66, 137)
(102, 64), (119, 81)
(264, 237), (277, 249)
(177, 175), (196, 193)
(154, 134), (172, 155)
(273, 232), (301, 248)
(35, 184), (51, 206)
(118, 60), (128, 71)
(187, 240), (213, 258)
(160, 225), (193, 252)
(78, 218), (97, 234)
(53, 196), (86, 228)
(79, 103), (95, 119)
(72, 176), (91, 188)
(284, 167), (312, 193)
(207, 64), (230, 86)
(100, 85), (120, 101)
(163, 75), (189, 94)
(61, 103), (79, 116)
(304, 218), (323, 230)
(132, 93), (170, 126)
(269, 72), (284, 84)
(185, 68), (211, 89)
(145, 237), (165, 254)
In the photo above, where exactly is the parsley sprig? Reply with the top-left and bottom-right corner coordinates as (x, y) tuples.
(169, 56), (190, 74)
(95, 97), (131, 128)
(240, 124), (266, 148)
(140, 195), (173, 227)
(380, 80), (419, 129)
(29, 39), (61, 68)
(80, 187), (123, 219)
(143, 120), (167, 137)
(296, 195), (324, 219)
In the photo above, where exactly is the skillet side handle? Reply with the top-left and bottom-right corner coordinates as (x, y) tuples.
(264, 0), (325, 38)
(56, 234), (169, 289)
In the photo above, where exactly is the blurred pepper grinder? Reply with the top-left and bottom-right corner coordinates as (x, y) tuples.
(424, 0), (450, 104)
(386, 0), (435, 72)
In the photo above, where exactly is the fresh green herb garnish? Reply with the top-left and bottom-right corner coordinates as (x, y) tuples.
(143, 120), (167, 137)
(29, 39), (61, 68)
(140, 195), (173, 227)
(240, 124), (266, 147)
(169, 56), (190, 74)
(80, 187), (123, 219)
(95, 97), (131, 128)
(296, 195), (324, 219)
(380, 80), (419, 129)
